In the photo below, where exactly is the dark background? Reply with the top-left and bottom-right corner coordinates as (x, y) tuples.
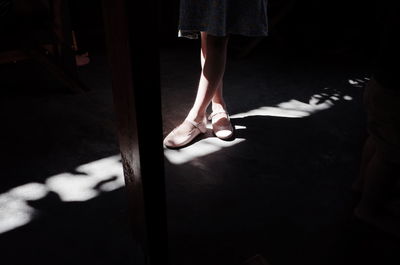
(66, 0), (381, 59)
(1, 1), (397, 265)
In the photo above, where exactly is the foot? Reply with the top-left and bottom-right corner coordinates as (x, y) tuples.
(163, 117), (207, 148)
(208, 110), (233, 140)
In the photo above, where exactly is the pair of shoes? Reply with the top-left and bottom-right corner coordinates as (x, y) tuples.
(163, 117), (207, 148)
(208, 111), (234, 140)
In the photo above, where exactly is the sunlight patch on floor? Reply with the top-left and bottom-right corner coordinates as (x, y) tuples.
(46, 155), (124, 201)
(164, 89), (355, 164)
(0, 183), (48, 234)
(0, 155), (124, 234)
(164, 137), (246, 165)
(231, 91), (351, 119)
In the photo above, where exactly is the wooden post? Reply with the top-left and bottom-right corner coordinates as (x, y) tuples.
(102, 0), (168, 264)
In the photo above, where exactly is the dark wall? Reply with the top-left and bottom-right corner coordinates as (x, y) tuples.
(69, 0), (105, 53)
(68, 0), (181, 52)
(283, 0), (379, 53)
(158, 0), (180, 44)
(2, 1), (382, 54)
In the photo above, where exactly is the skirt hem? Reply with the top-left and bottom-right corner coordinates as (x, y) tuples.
(178, 28), (269, 40)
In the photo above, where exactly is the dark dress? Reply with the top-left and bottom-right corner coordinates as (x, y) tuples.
(178, 0), (268, 39)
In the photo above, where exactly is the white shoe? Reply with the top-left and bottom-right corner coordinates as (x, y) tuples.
(163, 118), (207, 148)
(208, 111), (234, 140)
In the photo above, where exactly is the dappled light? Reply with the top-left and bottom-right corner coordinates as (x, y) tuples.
(232, 88), (354, 119)
(0, 155), (124, 234)
(164, 136), (246, 164)
(164, 85), (359, 164)
(348, 77), (370, 88)
(46, 155), (124, 201)
(0, 183), (46, 234)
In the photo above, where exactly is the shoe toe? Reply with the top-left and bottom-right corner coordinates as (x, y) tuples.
(163, 137), (175, 148)
(163, 119), (207, 148)
(164, 129), (199, 148)
(215, 129), (233, 139)
(164, 134), (184, 148)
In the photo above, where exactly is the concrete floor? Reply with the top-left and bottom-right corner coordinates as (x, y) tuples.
(0, 40), (399, 265)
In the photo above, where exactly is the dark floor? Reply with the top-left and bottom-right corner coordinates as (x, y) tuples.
(0, 56), (141, 265)
(0, 39), (399, 265)
(162, 40), (400, 265)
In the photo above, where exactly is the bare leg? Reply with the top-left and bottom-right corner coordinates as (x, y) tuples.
(186, 32), (229, 122)
(199, 33), (227, 113)
(164, 32), (230, 148)
(212, 81), (227, 112)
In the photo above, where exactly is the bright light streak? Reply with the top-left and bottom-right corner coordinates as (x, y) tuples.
(8, 183), (49, 201)
(164, 137), (246, 165)
(231, 94), (335, 119)
(231, 106), (310, 118)
(0, 183), (48, 234)
(348, 77), (370, 88)
(165, 92), (346, 164)
(46, 155), (124, 202)
(0, 155), (124, 234)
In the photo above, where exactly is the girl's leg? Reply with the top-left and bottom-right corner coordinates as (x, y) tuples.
(198, 32), (233, 140)
(163, 32), (230, 148)
(199, 32), (227, 113)
(186, 32), (229, 122)
(212, 80), (227, 113)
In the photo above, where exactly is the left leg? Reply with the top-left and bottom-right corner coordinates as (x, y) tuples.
(186, 32), (230, 122)
(199, 33), (233, 139)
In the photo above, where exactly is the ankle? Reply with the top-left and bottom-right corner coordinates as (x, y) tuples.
(186, 110), (206, 123)
(211, 102), (227, 112)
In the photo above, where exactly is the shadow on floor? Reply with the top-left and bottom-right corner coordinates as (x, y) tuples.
(0, 55), (141, 265)
(162, 44), (400, 265)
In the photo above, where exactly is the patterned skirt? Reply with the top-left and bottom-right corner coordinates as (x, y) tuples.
(178, 0), (268, 39)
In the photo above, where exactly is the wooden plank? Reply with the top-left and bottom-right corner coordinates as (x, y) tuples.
(102, 0), (168, 264)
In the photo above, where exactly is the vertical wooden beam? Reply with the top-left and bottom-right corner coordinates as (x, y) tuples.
(103, 0), (168, 265)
